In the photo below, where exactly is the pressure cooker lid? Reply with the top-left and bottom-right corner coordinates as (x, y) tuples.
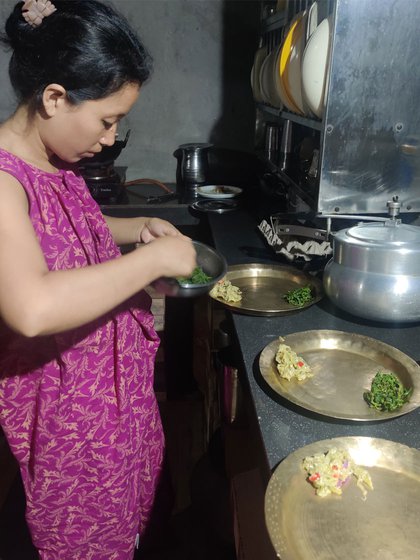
(342, 221), (420, 248)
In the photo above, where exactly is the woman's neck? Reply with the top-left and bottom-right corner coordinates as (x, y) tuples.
(0, 106), (58, 173)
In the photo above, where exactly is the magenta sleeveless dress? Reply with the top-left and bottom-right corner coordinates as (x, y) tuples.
(0, 148), (164, 559)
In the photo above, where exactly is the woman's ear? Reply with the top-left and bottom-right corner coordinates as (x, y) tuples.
(42, 83), (68, 117)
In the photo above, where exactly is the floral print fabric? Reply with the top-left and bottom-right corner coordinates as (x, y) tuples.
(0, 149), (163, 559)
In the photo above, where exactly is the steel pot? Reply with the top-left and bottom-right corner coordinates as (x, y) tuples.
(173, 143), (213, 203)
(323, 220), (420, 323)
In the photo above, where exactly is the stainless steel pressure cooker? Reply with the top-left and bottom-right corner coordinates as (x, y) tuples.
(323, 219), (420, 323)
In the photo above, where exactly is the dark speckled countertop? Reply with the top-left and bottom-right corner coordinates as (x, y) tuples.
(207, 208), (420, 481)
(102, 195), (420, 482)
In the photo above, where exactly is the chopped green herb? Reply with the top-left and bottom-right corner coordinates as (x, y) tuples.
(177, 266), (212, 286)
(363, 371), (412, 412)
(284, 285), (314, 307)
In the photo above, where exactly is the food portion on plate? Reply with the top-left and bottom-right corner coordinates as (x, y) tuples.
(302, 447), (374, 498)
(209, 278), (242, 303)
(363, 371), (412, 412)
(283, 284), (315, 307)
(275, 337), (313, 381)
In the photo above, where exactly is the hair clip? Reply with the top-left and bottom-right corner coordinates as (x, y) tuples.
(22, 0), (57, 28)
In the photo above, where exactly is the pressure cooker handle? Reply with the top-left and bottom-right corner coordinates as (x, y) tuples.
(274, 224), (330, 241)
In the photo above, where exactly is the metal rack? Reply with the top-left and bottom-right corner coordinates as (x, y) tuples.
(256, 0), (420, 217)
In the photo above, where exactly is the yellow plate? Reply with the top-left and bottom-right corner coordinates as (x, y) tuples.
(265, 437), (420, 560)
(279, 12), (305, 114)
(259, 329), (420, 421)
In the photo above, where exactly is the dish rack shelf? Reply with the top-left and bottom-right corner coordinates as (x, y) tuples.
(257, 102), (322, 131)
(255, 0), (420, 217)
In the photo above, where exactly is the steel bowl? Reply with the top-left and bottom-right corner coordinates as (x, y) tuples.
(151, 240), (227, 298)
(323, 220), (420, 322)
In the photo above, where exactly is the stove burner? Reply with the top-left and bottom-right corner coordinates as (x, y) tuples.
(80, 162), (119, 180)
(80, 163), (126, 203)
(190, 199), (238, 213)
(84, 171), (122, 185)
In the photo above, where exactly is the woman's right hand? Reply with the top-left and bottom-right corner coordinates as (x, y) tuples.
(141, 235), (197, 280)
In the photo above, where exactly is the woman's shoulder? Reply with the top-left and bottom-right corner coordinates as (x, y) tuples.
(0, 147), (44, 177)
(0, 148), (91, 206)
(0, 148), (37, 189)
(0, 146), (25, 168)
(0, 148), (76, 180)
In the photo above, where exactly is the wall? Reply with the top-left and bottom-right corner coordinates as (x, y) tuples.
(0, 0), (260, 182)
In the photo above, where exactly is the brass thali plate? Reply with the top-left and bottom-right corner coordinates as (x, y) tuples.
(209, 263), (323, 316)
(259, 330), (420, 421)
(265, 436), (420, 560)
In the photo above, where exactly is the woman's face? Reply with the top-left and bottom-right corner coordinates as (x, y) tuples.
(41, 82), (140, 163)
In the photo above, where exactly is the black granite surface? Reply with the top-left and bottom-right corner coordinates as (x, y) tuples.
(102, 197), (420, 482)
(100, 182), (200, 226)
(207, 209), (420, 479)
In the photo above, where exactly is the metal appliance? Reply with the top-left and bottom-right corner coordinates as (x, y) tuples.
(173, 143), (213, 203)
(323, 199), (420, 323)
(79, 162), (126, 203)
(256, 0), (420, 216)
(79, 130), (131, 203)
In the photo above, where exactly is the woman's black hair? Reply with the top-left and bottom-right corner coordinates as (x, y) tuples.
(1, 0), (153, 112)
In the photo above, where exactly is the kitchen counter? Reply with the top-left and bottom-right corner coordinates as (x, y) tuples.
(102, 196), (420, 480)
(207, 207), (420, 481)
(101, 186), (199, 226)
(101, 196), (420, 557)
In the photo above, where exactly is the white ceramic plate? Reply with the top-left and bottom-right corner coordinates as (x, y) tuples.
(301, 16), (332, 118)
(260, 48), (282, 108)
(250, 46), (267, 103)
(197, 185), (243, 199)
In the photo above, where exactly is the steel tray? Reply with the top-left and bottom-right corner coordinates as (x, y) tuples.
(259, 329), (420, 421)
(209, 263), (323, 316)
(265, 436), (420, 560)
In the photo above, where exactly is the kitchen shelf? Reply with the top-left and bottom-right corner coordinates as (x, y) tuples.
(261, 9), (287, 33)
(263, 159), (317, 210)
(255, 0), (420, 215)
(257, 103), (322, 131)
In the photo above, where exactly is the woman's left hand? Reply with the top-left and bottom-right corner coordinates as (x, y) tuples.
(139, 217), (183, 243)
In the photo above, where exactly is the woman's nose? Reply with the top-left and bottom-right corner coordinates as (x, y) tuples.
(100, 127), (117, 147)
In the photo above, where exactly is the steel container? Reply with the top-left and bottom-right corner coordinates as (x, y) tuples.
(323, 220), (420, 322)
(151, 240), (227, 298)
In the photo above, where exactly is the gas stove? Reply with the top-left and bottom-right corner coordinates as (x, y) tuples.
(79, 161), (129, 204)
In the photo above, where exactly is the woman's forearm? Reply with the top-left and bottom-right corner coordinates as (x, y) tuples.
(103, 215), (146, 245)
(3, 243), (159, 337)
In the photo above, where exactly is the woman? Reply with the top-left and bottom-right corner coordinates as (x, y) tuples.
(0, 1), (196, 558)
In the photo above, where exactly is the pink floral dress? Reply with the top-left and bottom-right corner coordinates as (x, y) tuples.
(0, 149), (164, 559)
